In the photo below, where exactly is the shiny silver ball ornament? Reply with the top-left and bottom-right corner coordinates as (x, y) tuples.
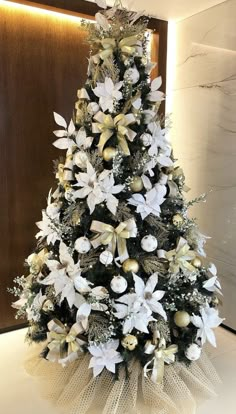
(141, 235), (158, 252)
(75, 237), (91, 254)
(110, 275), (128, 294)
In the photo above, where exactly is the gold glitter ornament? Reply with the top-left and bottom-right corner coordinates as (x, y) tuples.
(172, 214), (184, 226)
(192, 257), (202, 268)
(130, 176), (143, 192)
(102, 147), (117, 161)
(121, 334), (138, 351)
(122, 258), (139, 273)
(42, 300), (54, 312)
(174, 311), (191, 328)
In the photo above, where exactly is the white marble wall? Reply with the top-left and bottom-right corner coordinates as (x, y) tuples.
(168, 0), (236, 330)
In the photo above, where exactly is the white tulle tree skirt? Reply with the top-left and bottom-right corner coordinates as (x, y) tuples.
(25, 345), (220, 414)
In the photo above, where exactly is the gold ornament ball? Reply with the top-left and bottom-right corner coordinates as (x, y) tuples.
(102, 147), (117, 161)
(192, 257), (202, 268)
(130, 176), (143, 192)
(174, 311), (191, 328)
(172, 213), (184, 226)
(212, 296), (219, 306)
(122, 258), (139, 273)
(121, 334), (138, 351)
(42, 299), (54, 312)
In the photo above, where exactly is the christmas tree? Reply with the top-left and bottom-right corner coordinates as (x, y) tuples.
(11, 2), (223, 413)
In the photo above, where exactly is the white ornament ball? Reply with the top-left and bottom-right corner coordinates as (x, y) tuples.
(110, 275), (128, 294)
(141, 235), (158, 252)
(185, 343), (202, 361)
(87, 102), (100, 115)
(99, 250), (113, 266)
(75, 237), (91, 254)
(74, 151), (89, 169)
(124, 66), (140, 84)
(140, 132), (153, 147)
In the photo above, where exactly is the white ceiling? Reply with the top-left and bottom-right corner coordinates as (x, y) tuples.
(87, 0), (227, 21)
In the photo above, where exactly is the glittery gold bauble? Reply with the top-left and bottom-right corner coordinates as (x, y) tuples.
(192, 257), (202, 268)
(122, 258), (139, 273)
(121, 334), (138, 351)
(174, 311), (191, 328)
(172, 213), (184, 226)
(102, 147), (117, 161)
(42, 299), (54, 312)
(130, 176), (143, 192)
(212, 296), (219, 306)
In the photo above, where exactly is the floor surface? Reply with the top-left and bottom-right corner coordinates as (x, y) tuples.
(0, 327), (235, 414)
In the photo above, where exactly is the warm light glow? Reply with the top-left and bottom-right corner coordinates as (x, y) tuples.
(166, 20), (176, 115)
(0, 0), (94, 23)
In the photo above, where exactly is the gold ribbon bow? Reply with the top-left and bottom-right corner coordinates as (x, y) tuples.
(144, 339), (178, 383)
(94, 35), (141, 62)
(92, 111), (136, 155)
(164, 237), (196, 274)
(90, 218), (137, 263)
(46, 319), (83, 363)
(27, 248), (48, 274)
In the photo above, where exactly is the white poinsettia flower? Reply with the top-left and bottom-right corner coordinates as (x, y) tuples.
(191, 306), (224, 347)
(36, 210), (61, 245)
(36, 191), (61, 244)
(128, 183), (166, 219)
(26, 290), (47, 321)
(75, 127), (94, 150)
(73, 161), (106, 213)
(146, 122), (168, 156)
(73, 162), (123, 214)
(88, 339), (123, 377)
(114, 293), (155, 334)
(132, 273), (167, 320)
(40, 241), (89, 308)
(203, 263), (222, 295)
(93, 77), (123, 113)
(100, 173), (124, 215)
(53, 112), (76, 150)
(147, 77), (165, 103)
(76, 286), (109, 332)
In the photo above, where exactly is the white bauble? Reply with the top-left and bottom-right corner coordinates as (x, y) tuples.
(124, 66), (140, 84)
(99, 250), (113, 266)
(140, 133), (152, 147)
(141, 235), (158, 252)
(185, 343), (202, 361)
(110, 275), (128, 294)
(74, 151), (89, 169)
(87, 102), (100, 115)
(75, 237), (91, 254)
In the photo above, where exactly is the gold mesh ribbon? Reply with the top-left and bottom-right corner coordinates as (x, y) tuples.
(90, 218), (137, 263)
(93, 35), (141, 62)
(164, 237), (196, 274)
(92, 111), (136, 155)
(144, 340), (178, 384)
(47, 319), (83, 362)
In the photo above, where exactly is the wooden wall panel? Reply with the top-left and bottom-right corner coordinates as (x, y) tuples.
(0, 1), (167, 331)
(0, 3), (89, 330)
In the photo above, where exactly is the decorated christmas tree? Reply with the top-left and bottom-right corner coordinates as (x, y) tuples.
(11, 2), (223, 413)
